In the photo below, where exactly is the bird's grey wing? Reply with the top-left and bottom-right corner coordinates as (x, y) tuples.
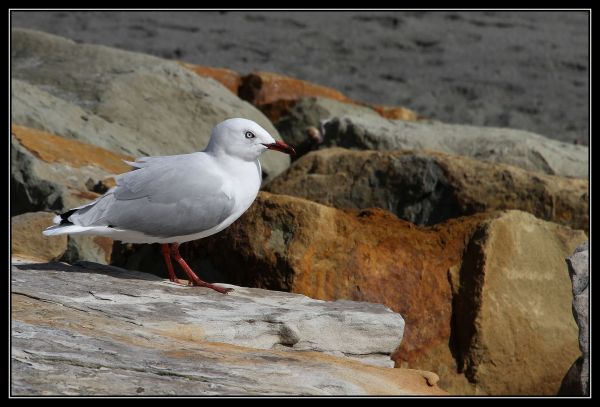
(70, 154), (236, 237)
(123, 154), (174, 169)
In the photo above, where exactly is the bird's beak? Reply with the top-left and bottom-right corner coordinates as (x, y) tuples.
(262, 141), (296, 156)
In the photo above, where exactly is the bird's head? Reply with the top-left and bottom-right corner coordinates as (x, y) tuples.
(206, 118), (295, 161)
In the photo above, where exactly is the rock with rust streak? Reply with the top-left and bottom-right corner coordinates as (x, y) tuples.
(264, 148), (589, 232)
(178, 61), (242, 94)
(239, 71), (354, 107)
(369, 104), (420, 121)
(239, 71), (418, 124)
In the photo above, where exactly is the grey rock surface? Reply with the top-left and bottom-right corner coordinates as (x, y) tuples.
(320, 116), (588, 178)
(11, 259), (404, 368)
(11, 134), (65, 216)
(12, 79), (149, 158)
(11, 28), (289, 182)
(559, 241), (589, 396)
(9, 258), (442, 396)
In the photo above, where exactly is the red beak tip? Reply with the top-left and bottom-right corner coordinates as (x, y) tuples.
(264, 141), (296, 156)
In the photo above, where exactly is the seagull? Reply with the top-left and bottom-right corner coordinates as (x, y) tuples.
(43, 118), (296, 294)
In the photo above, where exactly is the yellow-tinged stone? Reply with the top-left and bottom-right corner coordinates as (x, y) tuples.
(12, 211), (67, 261)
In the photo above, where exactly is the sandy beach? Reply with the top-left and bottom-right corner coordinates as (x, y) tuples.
(11, 11), (589, 145)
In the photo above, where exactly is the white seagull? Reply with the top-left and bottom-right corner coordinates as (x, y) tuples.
(43, 118), (296, 294)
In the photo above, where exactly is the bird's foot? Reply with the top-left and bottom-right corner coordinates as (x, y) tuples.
(168, 277), (187, 286)
(167, 243), (233, 294)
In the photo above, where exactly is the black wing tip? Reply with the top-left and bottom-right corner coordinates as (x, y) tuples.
(59, 209), (77, 225)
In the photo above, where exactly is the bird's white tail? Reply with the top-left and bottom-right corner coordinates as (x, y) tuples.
(42, 224), (97, 236)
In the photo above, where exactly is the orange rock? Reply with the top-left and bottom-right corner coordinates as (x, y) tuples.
(238, 71), (419, 123)
(178, 61), (241, 94)
(256, 99), (298, 123)
(369, 104), (420, 121)
(93, 236), (114, 264)
(102, 177), (117, 189)
(239, 71), (354, 107)
(11, 125), (133, 174)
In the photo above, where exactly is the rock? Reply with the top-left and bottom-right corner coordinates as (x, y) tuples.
(13, 258), (405, 368)
(370, 104), (420, 121)
(274, 97), (380, 157)
(239, 71), (354, 107)
(11, 259), (446, 395)
(178, 61), (241, 94)
(11, 124), (130, 215)
(264, 148), (589, 231)
(12, 124), (132, 175)
(238, 71), (419, 125)
(559, 241), (589, 396)
(11, 28), (289, 182)
(12, 79), (146, 158)
(559, 357), (587, 397)
(448, 211), (585, 395)
(566, 241), (590, 299)
(11, 125), (124, 264)
(321, 116), (588, 179)
(11, 212), (67, 261)
(115, 193), (586, 395)
(239, 72), (419, 127)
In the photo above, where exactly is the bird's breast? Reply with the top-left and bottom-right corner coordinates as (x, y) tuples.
(224, 159), (262, 213)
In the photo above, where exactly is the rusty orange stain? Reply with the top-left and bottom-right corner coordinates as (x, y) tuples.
(11, 124), (133, 174)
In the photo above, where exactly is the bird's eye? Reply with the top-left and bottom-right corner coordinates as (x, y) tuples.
(245, 131), (255, 139)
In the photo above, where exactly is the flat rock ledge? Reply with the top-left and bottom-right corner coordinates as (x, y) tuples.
(11, 257), (445, 396)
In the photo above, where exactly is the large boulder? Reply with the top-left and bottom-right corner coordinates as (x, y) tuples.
(11, 125), (128, 264)
(319, 116), (588, 178)
(447, 211), (583, 395)
(11, 259), (445, 395)
(11, 28), (289, 182)
(264, 148), (589, 231)
(558, 241), (589, 396)
(114, 193), (586, 395)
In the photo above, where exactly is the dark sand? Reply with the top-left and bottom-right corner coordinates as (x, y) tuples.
(11, 11), (589, 145)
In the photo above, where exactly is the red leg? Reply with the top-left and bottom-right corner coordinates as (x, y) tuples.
(161, 243), (184, 285)
(169, 243), (233, 294)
